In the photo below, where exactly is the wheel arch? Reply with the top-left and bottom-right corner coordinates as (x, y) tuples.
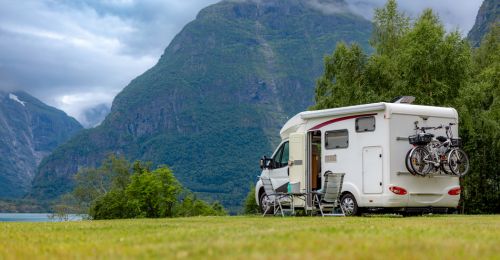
(341, 182), (362, 206)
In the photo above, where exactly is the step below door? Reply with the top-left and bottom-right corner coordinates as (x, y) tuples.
(363, 146), (383, 194)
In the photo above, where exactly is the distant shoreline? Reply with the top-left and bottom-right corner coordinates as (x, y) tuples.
(0, 213), (84, 222)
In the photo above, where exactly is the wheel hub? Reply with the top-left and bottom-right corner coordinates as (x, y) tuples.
(342, 197), (355, 215)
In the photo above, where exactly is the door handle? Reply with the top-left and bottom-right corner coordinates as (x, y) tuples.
(380, 182), (382, 186)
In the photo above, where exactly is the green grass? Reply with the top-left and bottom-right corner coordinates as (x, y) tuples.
(1, 215), (499, 259)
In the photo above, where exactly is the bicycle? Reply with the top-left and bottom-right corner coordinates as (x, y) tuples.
(405, 122), (470, 177)
(405, 122), (435, 176)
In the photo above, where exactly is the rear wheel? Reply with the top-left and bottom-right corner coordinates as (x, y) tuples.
(448, 149), (470, 177)
(440, 150), (453, 175)
(409, 146), (432, 176)
(340, 193), (359, 216)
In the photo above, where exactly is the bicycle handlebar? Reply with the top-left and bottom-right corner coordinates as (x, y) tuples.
(414, 122), (456, 133)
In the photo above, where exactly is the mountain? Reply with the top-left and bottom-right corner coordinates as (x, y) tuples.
(0, 90), (82, 198)
(31, 0), (371, 212)
(468, 0), (500, 47)
(81, 104), (111, 128)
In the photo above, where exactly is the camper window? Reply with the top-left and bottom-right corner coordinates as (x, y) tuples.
(325, 130), (349, 149)
(355, 116), (375, 132)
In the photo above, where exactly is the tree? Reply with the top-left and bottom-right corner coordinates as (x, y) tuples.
(458, 26), (500, 213)
(243, 185), (260, 215)
(73, 154), (130, 210)
(314, 2), (471, 110)
(125, 167), (181, 218)
(370, 0), (409, 57)
(313, 0), (499, 213)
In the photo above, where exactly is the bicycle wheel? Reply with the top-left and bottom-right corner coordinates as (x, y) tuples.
(440, 150), (453, 175)
(448, 149), (470, 177)
(409, 146), (432, 176)
(405, 148), (416, 175)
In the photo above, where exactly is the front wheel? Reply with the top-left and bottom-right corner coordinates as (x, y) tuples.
(259, 191), (271, 215)
(448, 149), (470, 177)
(340, 193), (359, 216)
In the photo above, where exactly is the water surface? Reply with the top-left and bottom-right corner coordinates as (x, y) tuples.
(0, 213), (84, 222)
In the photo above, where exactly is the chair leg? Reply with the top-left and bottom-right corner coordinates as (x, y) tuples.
(262, 196), (271, 217)
(316, 195), (325, 217)
(339, 201), (346, 216)
(262, 205), (270, 217)
(277, 199), (284, 217)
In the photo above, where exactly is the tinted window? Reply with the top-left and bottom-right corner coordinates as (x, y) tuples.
(356, 116), (375, 132)
(280, 142), (289, 166)
(325, 130), (349, 149)
(272, 144), (284, 163)
(271, 142), (289, 168)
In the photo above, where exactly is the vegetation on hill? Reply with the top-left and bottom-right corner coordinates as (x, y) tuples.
(57, 155), (226, 219)
(0, 91), (82, 200)
(313, 0), (500, 213)
(467, 0), (499, 47)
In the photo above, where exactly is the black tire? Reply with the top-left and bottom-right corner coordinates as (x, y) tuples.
(409, 146), (432, 176)
(340, 193), (359, 216)
(259, 191), (271, 215)
(448, 149), (470, 177)
(405, 148), (416, 175)
(440, 150), (453, 175)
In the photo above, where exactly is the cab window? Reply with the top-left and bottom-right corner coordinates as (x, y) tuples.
(280, 142), (289, 166)
(272, 141), (289, 168)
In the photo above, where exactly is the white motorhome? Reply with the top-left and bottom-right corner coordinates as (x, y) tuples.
(255, 102), (461, 215)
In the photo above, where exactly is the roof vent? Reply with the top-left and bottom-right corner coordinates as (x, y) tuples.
(391, 96), (415, 104)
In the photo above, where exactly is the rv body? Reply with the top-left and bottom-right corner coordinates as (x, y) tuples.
(255, 102), (461, 214)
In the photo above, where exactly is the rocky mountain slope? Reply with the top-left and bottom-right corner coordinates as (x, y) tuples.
(0, 91), (82, 198)
(31, 0), (371, 211)
(468, 0), (500, 46)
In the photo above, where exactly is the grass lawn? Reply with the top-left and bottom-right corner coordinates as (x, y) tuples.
(0, 215), (499, 259)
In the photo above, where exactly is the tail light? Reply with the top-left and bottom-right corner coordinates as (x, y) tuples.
(389, 186), (408, 195)
(448, 187), (461, 196)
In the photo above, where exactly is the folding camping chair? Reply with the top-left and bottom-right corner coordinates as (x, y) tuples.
(260, 177), (292, 217)
(310, 171), (345, 217)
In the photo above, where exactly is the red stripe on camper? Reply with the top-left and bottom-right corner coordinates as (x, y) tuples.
(309, 113), (377, 131)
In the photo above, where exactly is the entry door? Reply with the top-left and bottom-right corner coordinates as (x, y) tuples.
(362, 146), (383, 194)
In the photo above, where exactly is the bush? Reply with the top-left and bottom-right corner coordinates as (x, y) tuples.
(243, 186), (260, 215)
(73, 155), (227, 219)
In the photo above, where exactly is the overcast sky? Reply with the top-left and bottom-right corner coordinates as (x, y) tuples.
(0, 0), (483, 125)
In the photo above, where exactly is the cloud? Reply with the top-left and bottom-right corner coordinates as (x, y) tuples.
(306, 0), (349, 15)
(0, 0), (218, 124)
(346, 0), (483, 35)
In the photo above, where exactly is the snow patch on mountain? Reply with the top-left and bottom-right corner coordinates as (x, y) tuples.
(9, 93), (26, 106)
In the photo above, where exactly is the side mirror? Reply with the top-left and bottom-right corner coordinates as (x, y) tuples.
(260, 156), (273, 169)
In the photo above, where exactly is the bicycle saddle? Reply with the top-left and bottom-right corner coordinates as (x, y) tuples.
(436, 136), (447, 142)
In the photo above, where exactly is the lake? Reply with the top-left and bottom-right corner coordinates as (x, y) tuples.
(0, 213), (84, 222)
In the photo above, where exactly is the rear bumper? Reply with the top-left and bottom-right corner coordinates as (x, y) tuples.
(378, 193), (459, 208)
(407, 193), (459, 207)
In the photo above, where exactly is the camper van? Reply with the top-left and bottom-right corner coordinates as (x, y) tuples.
(255, 102), (461, 215)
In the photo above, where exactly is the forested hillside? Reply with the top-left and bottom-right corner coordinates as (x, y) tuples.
(468, 0), (499, 46)
(31, 0), (372, 212)
(0, 91), (82, 198)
